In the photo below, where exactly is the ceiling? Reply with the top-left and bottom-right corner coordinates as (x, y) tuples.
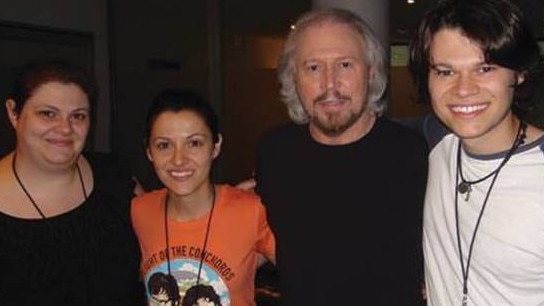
(223, 0), (544, 43)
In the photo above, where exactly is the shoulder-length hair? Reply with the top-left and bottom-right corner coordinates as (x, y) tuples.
(277, 8), (388, 124)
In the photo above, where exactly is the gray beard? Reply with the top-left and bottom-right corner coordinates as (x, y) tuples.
(311, 107), (365, 137)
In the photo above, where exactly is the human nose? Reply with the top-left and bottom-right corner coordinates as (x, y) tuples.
(322, 66), (337, 90)
(57, 117), (74, 134)
(454, 73), (478, 97)
(172, 145), (187, 165)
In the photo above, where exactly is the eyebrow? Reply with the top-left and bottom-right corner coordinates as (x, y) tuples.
(429, 63), (451, 69)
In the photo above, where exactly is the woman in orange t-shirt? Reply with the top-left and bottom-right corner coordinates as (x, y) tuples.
(131, 88), (275, 306)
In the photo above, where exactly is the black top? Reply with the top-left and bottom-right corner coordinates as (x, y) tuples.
(0, 153), (145, 305)
(256, 117), (428, 305)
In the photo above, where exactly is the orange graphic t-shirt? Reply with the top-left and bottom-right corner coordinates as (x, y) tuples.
(131, 184), (276, 306)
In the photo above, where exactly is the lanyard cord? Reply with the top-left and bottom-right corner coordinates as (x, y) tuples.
(454, 122), (526, 305)
(457, 122), (527, 201)
(455, 156), (501, 306)
(164, 186), (216, 284)
(12, 152), (88, 219)
(12, 152), (90, 304)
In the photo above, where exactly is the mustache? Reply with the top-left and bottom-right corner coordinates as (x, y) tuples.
(314, 90), (351, 103)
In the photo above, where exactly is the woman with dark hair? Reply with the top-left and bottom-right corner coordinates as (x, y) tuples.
(132, 88), (275, 306)
(0, 59), (144, 305)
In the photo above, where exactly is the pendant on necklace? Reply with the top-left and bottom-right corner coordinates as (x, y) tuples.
(458, 181), (472, 201)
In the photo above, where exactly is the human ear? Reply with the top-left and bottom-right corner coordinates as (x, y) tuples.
(212, 134), (222, 159)
(516, 73), (525, 85)
(146, 147), (154, 162)
(5, 99), (18, 128)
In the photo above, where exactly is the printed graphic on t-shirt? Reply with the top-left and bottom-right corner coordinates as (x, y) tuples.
(145, 257), (230, 306)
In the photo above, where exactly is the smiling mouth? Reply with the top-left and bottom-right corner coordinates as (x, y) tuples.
(48, 139), (73, 146)
(450, 103), (488, 114)
(170, 170), (193, 179)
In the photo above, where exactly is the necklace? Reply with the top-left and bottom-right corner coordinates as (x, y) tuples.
(457, 122), (527, 201)
(455, 121), (526, 306)
(11, 153), (88, 219)
(163, 186), (216, 294)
